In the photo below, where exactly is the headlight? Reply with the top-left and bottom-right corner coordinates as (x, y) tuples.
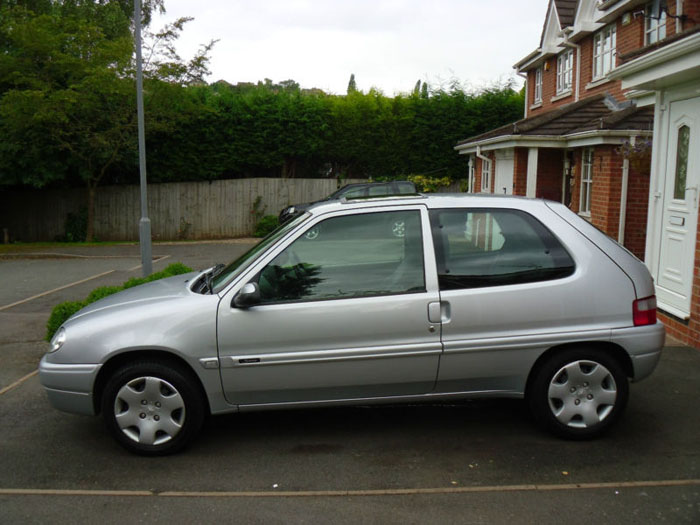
(49, 327), (66, 353)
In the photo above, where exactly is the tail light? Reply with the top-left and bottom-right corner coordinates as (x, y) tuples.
(633, 295), (657, 326)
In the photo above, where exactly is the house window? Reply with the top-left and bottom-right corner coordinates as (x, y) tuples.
(645, 0), (667, 44)
(481, 158), (492, 192)
(533, 67), (543, 104)
(593, 24), (616, 79)
(556, 50), (573, 94)
(580, 149), (594, 215)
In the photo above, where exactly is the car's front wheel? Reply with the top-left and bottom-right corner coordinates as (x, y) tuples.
(527, 347), (628, 439)
(101, 360), (205, 455)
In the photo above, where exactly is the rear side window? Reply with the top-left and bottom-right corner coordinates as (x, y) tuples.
(429, 208), (575, 290)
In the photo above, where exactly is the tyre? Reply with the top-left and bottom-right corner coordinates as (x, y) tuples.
(527, 347), (629, 440)
(101, 360), (206, 455)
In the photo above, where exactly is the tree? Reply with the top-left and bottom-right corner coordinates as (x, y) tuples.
(347, 73), (357, 94)
(0, 1), (213, 240)
(413, 79), (421, 96)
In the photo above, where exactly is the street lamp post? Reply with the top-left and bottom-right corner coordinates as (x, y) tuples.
(134, 0), (152, 277)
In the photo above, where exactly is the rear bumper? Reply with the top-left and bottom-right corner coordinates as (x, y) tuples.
(38, 355), (100, 415)
(611, 321), (665, 381)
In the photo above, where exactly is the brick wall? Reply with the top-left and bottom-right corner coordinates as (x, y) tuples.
(535, 148), (564, 202)
(590, 146), (624, 237)
(681, 1), (700, 32)
(623, 163), (650, 259)
(513, 148), (529, 196)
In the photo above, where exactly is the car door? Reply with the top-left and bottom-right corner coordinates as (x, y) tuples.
(217, 205), (442, 406)
(428, 205), (637, 394)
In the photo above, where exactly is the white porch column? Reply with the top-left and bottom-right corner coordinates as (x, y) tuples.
(526, 147), (539, 198)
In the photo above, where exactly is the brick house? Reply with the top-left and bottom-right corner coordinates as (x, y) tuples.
(455, 0), (700, 345)
(609, 7), (700, 344)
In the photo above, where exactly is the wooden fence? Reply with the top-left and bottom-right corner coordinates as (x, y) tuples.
(1, 178), (463, 242)
(1, 178), (370, 241)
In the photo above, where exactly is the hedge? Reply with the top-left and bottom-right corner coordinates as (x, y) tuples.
(45, 262), (193, 341)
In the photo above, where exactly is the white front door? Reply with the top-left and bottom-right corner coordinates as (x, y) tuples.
(494, 149), (514, 195)
(656, 97), (700, 317)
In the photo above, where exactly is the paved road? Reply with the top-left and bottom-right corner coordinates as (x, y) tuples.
(1, 243), (699, 523)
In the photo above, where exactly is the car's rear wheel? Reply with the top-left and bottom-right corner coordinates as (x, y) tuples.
(101, 360), (205, 455)
(527, 347), (628, 439)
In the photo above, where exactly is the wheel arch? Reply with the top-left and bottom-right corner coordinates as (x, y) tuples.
(93, 350), (211, 416)
(525, 341), (634, 398)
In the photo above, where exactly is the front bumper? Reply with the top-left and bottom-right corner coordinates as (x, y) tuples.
(38, 355), (101, 415)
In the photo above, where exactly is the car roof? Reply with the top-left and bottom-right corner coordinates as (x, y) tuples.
(306, 193), (545, 216)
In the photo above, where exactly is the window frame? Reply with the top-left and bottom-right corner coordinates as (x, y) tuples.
(481, 158), (492, 193)
(592, 24), (617, 80)
(533, 67), (543, 104)
(645, 0), (667, 45)
(556, 50), (573, 95)
(579, 148), (594, 216)
(253, 209), (428, 305)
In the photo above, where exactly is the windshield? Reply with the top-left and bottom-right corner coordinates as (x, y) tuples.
(211, 213), (310, 293)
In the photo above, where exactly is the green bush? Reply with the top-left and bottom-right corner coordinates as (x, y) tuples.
(45, 301), (85, 343)
(122, 262), (194, 289)
(84, 285), (122, 304)
(254, 215), (279, 237)
(45, 262), (193, 341)
(63, 208), (88, 242)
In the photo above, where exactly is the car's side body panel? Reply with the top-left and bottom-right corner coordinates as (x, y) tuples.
(216, 205), (444, 405)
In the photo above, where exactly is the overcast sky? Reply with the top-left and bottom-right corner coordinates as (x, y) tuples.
(151, 0), (549, 95)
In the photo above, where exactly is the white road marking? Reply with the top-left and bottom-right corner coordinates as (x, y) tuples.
(127, 255), (171, 272)
(0, 254), (171, 311)
(0, 370), (38, 396)
(1, 479), (698, 498)
(0, 270), (115, 312)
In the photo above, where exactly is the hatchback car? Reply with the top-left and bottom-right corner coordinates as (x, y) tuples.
(40, 194), (664, 455)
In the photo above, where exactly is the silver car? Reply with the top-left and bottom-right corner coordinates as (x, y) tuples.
(40, 195), (665, 455)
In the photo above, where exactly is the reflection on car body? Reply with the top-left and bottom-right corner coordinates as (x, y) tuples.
(40, 194), (665, 455)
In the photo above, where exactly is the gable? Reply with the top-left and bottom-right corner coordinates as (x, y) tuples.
(555, 0), (578, 28)
(540, 0), (565, 52)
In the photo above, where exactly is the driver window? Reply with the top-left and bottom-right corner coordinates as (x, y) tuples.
(257, 210), (425, 304)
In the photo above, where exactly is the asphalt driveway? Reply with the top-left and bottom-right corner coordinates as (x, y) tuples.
(0, 242), (699, 523)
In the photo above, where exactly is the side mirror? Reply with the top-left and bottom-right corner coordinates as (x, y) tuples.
(232, 282), (261, 308)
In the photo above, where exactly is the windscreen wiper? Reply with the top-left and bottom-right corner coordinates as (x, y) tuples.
(205, 263), (226, 294)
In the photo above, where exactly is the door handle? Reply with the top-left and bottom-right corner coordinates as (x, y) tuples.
(428, 301), (451, 324)
(428, 302), (441, 323)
